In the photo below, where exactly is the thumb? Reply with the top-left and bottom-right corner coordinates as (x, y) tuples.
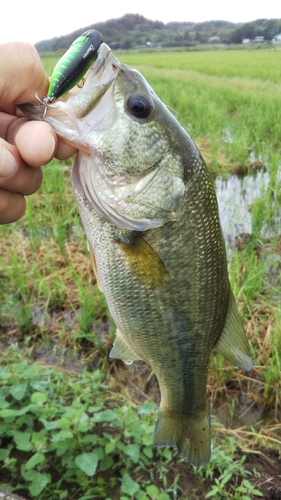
(0, 42), (49, 109)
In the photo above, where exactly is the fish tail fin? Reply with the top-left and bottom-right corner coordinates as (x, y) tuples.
(153, 401), (211, 466)
(215, 291), (253, 371)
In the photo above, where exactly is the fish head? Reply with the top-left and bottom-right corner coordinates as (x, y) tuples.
(20, 43), (188, 230)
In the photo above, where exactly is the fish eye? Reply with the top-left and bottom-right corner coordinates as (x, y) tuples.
(127, 95), (152, 119)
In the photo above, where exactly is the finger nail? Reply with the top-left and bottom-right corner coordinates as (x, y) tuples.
(0, 148), (17, 177)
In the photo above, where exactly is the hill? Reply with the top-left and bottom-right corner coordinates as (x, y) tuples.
(34, 14), (281, 52)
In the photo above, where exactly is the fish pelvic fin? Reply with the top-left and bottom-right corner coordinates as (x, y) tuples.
(153, 402), (211, 467)
(215, 291), (253, 371)
(109, 328), (142, 364)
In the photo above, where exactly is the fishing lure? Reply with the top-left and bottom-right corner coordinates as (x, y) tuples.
(43, 29), (103, 104)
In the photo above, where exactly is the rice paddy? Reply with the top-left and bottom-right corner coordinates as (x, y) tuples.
(1, 46), (281, 499)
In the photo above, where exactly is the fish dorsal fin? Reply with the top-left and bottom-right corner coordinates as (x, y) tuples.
(215, 291), (253, 371)
(109, 328), (142, 364)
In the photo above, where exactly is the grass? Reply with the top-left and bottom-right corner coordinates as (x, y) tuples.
(118, 49), (281, 82)
(1, 47), (281, 498)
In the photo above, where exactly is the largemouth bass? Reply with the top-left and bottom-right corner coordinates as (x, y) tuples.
(20, 43), (252, 466)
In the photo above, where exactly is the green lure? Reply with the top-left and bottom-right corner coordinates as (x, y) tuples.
(43, 29), (103, 104)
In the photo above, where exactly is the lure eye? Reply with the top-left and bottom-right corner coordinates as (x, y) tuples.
(127, 95), (152, 119)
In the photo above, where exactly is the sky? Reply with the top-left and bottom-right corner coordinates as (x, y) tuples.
(1, 1), (280, 46)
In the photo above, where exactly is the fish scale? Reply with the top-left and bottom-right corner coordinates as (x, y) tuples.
(20, 42), (253, 466)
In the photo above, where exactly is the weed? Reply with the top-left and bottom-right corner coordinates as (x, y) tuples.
(0, 351), (180, 498)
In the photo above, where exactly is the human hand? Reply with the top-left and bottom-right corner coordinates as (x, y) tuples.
(0, 42), (77, 224)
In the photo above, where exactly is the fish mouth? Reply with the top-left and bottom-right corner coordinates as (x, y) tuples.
(18, 43), (118, 122)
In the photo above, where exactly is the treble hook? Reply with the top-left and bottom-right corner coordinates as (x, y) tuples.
(34, 92), (50, 119)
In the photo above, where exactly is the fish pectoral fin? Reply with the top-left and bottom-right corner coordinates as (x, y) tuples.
(109, 329), (141, 365)
(153, 401), (211, 467)
(116, 232), (168, 290)
(215, 291), (253, 371)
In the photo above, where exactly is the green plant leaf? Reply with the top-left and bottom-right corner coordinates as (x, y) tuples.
(11, 430), (32, 451)
(93, 409), (118, 422)
(160, 448), (172, 461)
(0, 406), (32, 418)
(143, 446), (153, 458)
(74, 452), (99, 476)
(242, 479), (252, 489)
(51, 430), (74, 441)
(0, 448), (10, 461)
(31, 380), (50, 391)
(205, 488), (220, 498)
(100, 455), (114, 471)
(31, 391), (48, 404)
(9, 383), (28, 401)
(121, 473), (140, 496)
(124, 443), (140, 463)
(0, 399), (9, 409)
(137, 402), (157, 415)
(221, 472), (232, 485)
(105, 441), (115, 454)
(40, 418), (60, 430)
(146, 485), (159, 495)
(25, 452), (45, 470)
(87, 405), (103, 413)
(56, 418), (72, 428)
(23, 470), (50, 496)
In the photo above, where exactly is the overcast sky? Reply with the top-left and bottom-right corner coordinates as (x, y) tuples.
(1, 1), (280, 46)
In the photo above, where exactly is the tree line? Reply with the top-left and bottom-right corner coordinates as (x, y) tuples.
(35, 14), (281, 52)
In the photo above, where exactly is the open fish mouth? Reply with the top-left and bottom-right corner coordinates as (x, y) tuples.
(19, 43), (186, 231)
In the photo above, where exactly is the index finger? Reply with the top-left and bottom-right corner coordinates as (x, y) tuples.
(0, 42), (49, 111)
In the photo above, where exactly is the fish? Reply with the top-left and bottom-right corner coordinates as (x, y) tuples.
(20, 43), (253, 466)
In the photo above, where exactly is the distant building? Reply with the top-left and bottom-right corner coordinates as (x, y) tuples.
(242, 36), (264, 44)
(253, 36), (264, 43)
(272, 33), (281, 43)
(208, 36), (220, 43)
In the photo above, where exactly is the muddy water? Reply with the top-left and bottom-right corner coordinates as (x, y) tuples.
(215, 171), (281, 431)
(215, 170), (269, 246)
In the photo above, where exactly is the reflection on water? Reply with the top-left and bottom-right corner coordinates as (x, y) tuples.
(215, 170), (279, 246)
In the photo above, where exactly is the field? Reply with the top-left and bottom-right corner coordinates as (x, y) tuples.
(1, 47), (281, 499)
